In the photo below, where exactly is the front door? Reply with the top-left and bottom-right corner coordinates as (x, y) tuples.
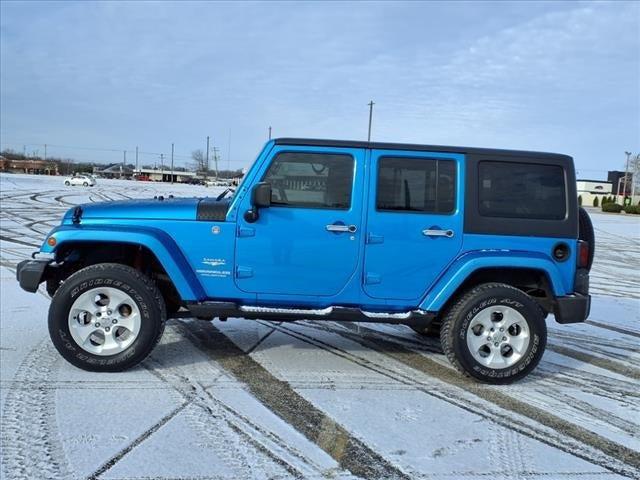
(235, 146), (365, 297)
(363, 149), (464, 301)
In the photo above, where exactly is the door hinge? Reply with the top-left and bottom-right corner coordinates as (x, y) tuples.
(236, 266), (254, 278)
(365, 273), (381, 285)
(366, 233), (384, 244)
(237, 226), (255, 237)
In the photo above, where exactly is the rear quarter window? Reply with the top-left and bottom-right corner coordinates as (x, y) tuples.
(478, 161), (567, 220)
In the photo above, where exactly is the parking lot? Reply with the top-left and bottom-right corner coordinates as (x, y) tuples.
(1, 173), (639, 479)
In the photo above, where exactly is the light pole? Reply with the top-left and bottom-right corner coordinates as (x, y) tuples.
(623, 151), (631, 204)
(367, 101), (375, 142)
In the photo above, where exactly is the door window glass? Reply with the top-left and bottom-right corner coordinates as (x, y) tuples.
(376, 157), (456, 213)
(263, 152), (354, 209)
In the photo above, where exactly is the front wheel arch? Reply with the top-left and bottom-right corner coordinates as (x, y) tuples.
(47, 241), (184, 314)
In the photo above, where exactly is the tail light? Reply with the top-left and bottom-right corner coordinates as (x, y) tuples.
(577, 240), (589, 268)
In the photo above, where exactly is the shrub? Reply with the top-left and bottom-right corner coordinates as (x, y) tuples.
(593, 196), (599, 207)
(578, 195), (582, 206)
(623, 205), (640, 214)
(602, 203), (623, 213)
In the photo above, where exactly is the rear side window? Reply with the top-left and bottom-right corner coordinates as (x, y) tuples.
(263, 152), (354, 209)
(478, 161), (566, 220)
(376, 157), (456, 214)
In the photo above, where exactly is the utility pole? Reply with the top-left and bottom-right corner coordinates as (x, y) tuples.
(268, 126), (272, 140)
(44, 144), (47, 162)
(171, 143), (174, 184)
(135, 146), (139, 171)
(206, 136), (210, 178)
(367, 101), (375, 142)
(632, 154), (639, 200)
(213, 147), (220, 180)
(624, 151), (631, 204)
(227, 129), (231, 170)
(160, 153), (164, 175)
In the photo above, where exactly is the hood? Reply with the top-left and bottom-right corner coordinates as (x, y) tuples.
(63, 197), (202, 222)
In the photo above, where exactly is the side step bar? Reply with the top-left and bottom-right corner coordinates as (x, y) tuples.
(183, 301), (435, 328)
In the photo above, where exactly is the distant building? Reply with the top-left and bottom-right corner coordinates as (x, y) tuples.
(576, 179), (612, 205)
(133, 168), (199, 183)
(607, 170), (633, 196)
(93, 163), (134, 179)
(0, 156), (59, 175)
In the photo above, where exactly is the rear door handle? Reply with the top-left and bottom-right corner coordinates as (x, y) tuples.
(326, 224), (357, 233)
(422, 229), (454, 238)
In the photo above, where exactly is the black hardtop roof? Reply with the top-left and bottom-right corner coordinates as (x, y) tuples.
(274, 138), (573, 161)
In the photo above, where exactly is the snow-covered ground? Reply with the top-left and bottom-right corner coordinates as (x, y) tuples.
(1, 173), (639, 480)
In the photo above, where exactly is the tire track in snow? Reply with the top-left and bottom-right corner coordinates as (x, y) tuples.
(85, 401), (191, 480)
(269, 321), (640, 479)
(584, 320), (640, 339)
(178, 320), (412, 480)
(0, 339), (73, 480)
(547, 343), (640, 380)
(141, 325), (327, 479)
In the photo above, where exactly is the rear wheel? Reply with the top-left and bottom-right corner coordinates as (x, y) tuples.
(48, 263), (166, 372)
(83, 181), (89, 186)
(64, 180), (70, 186)
(440, 283), (546, 384)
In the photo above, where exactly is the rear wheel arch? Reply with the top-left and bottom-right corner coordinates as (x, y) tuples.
(439, 267), (555, 318)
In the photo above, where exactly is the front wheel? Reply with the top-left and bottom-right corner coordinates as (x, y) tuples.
(48, 263), (166, 372)
(83, 182), (89, 186)
(440, 283), (546, 384)
(64, 181), (70, 186)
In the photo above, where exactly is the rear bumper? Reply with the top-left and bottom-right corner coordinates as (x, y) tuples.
(16, 259), (50, 293)
(554, 294), (591, 324)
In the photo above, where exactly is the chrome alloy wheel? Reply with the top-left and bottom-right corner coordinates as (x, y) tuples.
(466, 305), (531, 369)
(68, 287), (141, 356)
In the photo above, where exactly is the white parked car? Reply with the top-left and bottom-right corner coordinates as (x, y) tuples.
(64, 175), (96, 187)
(206, 179), (231, 187)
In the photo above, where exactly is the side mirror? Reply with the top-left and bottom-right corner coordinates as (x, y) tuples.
(244, 182), (271, 223)
(252, 182), (271, 208)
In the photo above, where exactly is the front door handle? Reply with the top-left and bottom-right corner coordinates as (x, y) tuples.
(422, 228), (454, 238)
(326, 224), (357, 233)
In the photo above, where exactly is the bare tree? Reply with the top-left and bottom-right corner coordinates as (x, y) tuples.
(191, 149), (206, 173)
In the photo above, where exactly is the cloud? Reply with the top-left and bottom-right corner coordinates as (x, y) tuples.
(1, 1), (638, 171)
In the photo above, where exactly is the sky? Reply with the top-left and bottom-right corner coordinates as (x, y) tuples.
(0, 0), (638, 176)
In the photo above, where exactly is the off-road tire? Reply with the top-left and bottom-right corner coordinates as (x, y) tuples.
(48, 263), (166, 372)
(440, 282), (547, 384)
(578, 206), (595, 271)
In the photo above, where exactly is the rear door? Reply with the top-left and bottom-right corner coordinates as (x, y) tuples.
(363, 149), (464, 301)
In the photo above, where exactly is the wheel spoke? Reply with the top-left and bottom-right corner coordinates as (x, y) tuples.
(466, 304), (532, 370)
(102, 329), (120, 353)
(467, 331), (488, 353)
(116, 311), (138, 332)
(67, 286), (142, 357)
(71, 321), (99, 344)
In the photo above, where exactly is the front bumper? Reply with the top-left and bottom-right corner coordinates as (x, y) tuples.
(16, 258), (51, 293)
(554, 294), (591, 324)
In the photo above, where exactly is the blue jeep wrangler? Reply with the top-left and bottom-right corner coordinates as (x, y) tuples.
(17, 138), (593, 383)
